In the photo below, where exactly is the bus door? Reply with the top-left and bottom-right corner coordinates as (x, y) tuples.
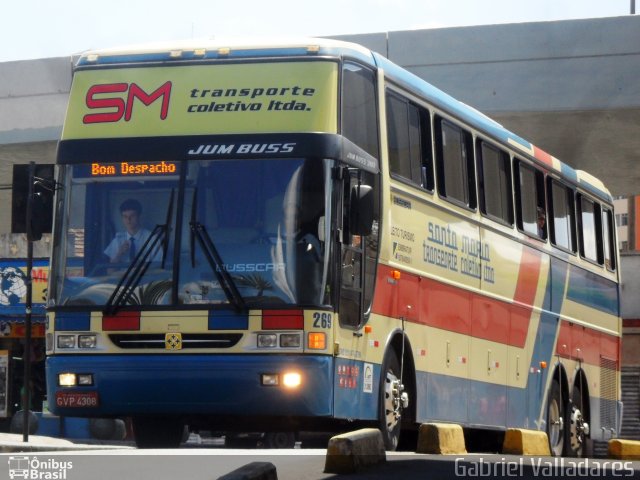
(333, 166), (379, 420)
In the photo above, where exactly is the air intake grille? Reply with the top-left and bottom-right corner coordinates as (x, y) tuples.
(600, 356), (618, 429)
(109, 333), (242, 349)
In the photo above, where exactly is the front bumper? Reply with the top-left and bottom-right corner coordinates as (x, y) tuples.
(46, 353), (333, 418)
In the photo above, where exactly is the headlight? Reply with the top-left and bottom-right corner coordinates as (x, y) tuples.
(58, 373), (76, 386)
(57, 335), (76, 349)
(78, 335), (97, 349)
(280, 333), (301, 348)
(257, 334), (277, 348)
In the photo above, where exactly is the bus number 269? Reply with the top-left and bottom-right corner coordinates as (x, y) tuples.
(313, 312), (332, 329)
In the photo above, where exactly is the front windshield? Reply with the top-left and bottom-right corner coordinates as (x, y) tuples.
(180, 158), (330, 307)
(52, 158), (331, 309)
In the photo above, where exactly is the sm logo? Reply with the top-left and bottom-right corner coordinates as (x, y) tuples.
(83, 81), (172, 124)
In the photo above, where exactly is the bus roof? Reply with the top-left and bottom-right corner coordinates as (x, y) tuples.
(75, 37), (612, 203)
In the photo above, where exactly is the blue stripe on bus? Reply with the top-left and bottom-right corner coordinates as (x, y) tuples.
(208, 310), (249, 330)
(47, 354), (333, 417)
(54, 312), (91, 331)
(525, 257), (569, 425)
(566, 264), (619, 316)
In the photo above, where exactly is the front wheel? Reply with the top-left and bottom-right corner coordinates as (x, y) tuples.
(378, 350), (405, 451)
(132, 416), (185, 448)
(261, 431), (296, 449)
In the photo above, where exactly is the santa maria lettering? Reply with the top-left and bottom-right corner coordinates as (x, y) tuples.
(423, 222), (495, 283)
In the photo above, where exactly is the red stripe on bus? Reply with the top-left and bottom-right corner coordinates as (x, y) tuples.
(513, 248), (542, 308)
(533, 145), (554, 167)
(555, 320), (620, 368)
(372, 265), (527, 346)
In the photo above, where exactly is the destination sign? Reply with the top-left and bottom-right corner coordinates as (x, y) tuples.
(89, 161), (178, 177)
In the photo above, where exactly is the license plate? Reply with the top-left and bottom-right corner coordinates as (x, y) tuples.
(55, 391), (99, 408)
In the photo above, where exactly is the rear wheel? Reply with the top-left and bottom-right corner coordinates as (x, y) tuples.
(378, 350), (404, 451)
(132, 416), (185, 448)
(546, 379), (565, 456)
(565, 386), (589, 457)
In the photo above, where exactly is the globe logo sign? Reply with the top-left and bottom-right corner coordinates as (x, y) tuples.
(0, 267), (27, 306)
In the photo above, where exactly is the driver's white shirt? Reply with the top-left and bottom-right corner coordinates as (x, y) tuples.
(104, 229), (152, 262)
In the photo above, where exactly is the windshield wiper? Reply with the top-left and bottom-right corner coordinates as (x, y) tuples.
(189, 189), (246, 312)
(104, 190), (175, 314)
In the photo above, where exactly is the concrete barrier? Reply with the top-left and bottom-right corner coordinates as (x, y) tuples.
(502, 428), (551, 456)
(217, 462), (277, 480)
(608, 439), (640, 460)
(416, 423), (467, 454)
(324, 428), (386, 474)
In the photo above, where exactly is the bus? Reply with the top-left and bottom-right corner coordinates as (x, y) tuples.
(45, 38), (621, 453)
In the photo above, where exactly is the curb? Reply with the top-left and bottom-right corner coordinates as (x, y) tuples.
(502, 428), (551, 456)
(324, 428), (386, 474)
(217, 462), (277, 480)
(416, 423), (467, 455)
(608, 439), (640, 460)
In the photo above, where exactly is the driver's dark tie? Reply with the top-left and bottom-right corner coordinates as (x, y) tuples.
(129, 237), (136, 261)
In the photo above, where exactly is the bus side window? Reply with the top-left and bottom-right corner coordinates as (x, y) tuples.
(477, 140), (512, 225)
(435, 117), (476, 209)
(342, 62), (379, 159)
(602, 207), (616, 271)
(548, 179), (577, 253)
(577, 194), (604, 264)
(514, 160), (546, 240)
(386, 90), (433, 190)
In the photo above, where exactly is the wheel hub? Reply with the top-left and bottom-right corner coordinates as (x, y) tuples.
(384, 373), (408, 432)
(569, 404), (589, 451)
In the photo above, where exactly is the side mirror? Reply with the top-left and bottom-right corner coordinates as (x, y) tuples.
(349, 184), (374, 236)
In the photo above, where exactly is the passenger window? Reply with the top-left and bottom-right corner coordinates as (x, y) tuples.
(548, 179), (576, 252)
(385, 91), (433, 190)
(342, 62), (379, 158)
(477, 141), (512, 225)
(602, 207), (616, 271)
(578, 194), (603, 264)
(435, 118), (475, 208)
(514, 161), (546, 240)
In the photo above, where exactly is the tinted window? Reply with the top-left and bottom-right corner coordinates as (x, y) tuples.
(515, 161), (546, 239)
(435, 118), (475, 207)
(549, 180), (576, 252)
(602, 208), (616, 270)
(342, 63), (379, 158)
(386, 91), (433, 189)
(578, 195), (601, 263)
(478, 141), (512, 224)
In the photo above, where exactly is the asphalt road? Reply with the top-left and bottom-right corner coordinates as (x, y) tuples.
(3, 448), (640, 480)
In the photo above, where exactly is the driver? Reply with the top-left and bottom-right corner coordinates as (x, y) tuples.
(104, 199), (152, 263)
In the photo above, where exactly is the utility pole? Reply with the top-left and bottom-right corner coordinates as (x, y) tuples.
(633, 0), (636, 15)
(22, 162), (35, 442)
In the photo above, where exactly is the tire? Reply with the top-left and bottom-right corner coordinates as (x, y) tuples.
(546, 379), (565, 457)
(10, 410), (38, 435)
(132, 416), (185, 448)
(262, 431), (296, 449)
(378, 350), (403, 451)
(565, 386), (588, 457)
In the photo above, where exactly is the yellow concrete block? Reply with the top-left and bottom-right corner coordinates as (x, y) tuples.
(416, 423), (467, 454)
(502, 428), (550, 456)
(608, 439), (640, 460)
(324, 428), (386, 474)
